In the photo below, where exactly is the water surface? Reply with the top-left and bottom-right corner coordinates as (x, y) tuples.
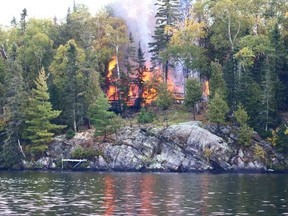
(0, 171), (287, 215)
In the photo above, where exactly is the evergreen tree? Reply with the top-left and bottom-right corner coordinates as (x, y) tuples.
(134, 42), (147, 109)
(184, 77), (202, 120)
(207, 91), (229, 131)
(1, 49), (27, 167)
(209, 61), (227, 98)
(156, 82), (173, 111)
(89, 91), (120, 139)
(234, 105), (253, 146)
(149, 0), (180, 81)
(242, 81), (262, 129)
(156, 82), (174, 125)
(50, 39), (86, 132)
(234, 105), (249, 127)
(261, 57), (277, 132)
(20, 8), (28, 34)
(24, 68), (64, 155)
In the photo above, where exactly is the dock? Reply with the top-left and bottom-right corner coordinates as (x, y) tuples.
(61, 158), (88, 169)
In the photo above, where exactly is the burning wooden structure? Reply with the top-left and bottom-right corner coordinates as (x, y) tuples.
(106, 56), (209, 109)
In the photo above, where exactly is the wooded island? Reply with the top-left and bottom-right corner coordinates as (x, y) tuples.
(0, 0), (288, 170)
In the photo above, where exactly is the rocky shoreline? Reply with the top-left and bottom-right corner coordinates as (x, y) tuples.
(21, 122), (287, 173)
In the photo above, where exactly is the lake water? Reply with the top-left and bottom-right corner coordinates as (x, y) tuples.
(0, 171), (287, 215)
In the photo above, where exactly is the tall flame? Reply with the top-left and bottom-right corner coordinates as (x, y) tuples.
(107, 56), (118, 101)
(203, 80), (210, 97)
(106, 57), (211, 106)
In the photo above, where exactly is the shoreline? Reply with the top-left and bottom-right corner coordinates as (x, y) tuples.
(1, 167), (288, 174)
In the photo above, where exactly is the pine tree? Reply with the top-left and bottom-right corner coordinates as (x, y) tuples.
(184, 77), (202, 120)
(156, 82), (174, 111)
(234, 105), (253, 146)
(89, 91), (120, 139)
(24, 68), (64, 157)
(234, 105), (249, 126)
(1, 50), (27, 167)
(50, 39), (86, 132)
(149, 0), (180, 81)
(207, 91), (229, 131)
(209, 61), (227, 98)
(134, 43), (147, 109)
(261, 57), (277, 132)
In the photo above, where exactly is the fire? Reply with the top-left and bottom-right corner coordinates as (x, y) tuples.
(141, 70), (159, 105)
(203, 80), (210, 97)
(107, 56), (118, 101)
(107, 56), (212, 106)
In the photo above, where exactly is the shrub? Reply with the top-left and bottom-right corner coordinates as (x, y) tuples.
(26, 144), (48, 161)
(203, 147), (212, 161)
(66, 129), (75, 139)
(253, 144), (266, 161)
(238, 124), (253, 146)
(71, 147), (101, 160)
(137, 108), (155, 124)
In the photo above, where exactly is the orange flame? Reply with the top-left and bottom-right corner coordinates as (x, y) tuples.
(107, 56), (118, 101)
(203, 80), (210, 97)
(106, 57), (189, 106)
(141, 70), (159, 105)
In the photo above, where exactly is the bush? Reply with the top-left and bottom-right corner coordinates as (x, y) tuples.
(71, 147), (101, 160)
(137, 108), (155, 124)
(275, 125), (288, 154)
(238, 124), (253, 146)
(26, 144), (48, 161)
(66, 129), (75, 139)
(203, 147), (212, 161)
(253, 144), (266, 161)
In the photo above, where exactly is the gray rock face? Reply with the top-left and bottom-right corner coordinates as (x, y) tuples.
(40, 122), (285, 172)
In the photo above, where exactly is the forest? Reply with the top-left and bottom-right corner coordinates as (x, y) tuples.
(0, 0), (288, 168)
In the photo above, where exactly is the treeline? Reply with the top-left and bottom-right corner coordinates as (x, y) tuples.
(0, 4), (143, 167)
(1, 1), (288, 167)
(149, 0), (288, 153)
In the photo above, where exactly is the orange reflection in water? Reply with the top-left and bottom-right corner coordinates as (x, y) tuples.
(140, 174), (155, 215)
(103, 175), (115, 215)
(200, 174), (209, 216)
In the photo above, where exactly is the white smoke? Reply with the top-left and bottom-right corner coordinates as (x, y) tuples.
(111, 0), (185, 94)
(111, 0), (156, 61)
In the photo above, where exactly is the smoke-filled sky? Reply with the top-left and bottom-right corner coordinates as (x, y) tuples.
(0, 0), (114, 27)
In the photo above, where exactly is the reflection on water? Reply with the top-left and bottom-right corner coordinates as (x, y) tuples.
(0, 171), (288, 215)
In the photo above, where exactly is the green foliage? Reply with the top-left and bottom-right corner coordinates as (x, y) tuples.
(156, 82), (174, 111)
(1, 137), (22, 168)
(149, 0), (180, 79)
(238, 124), (253, 146)
(234, 105), (253, 146)
(253, 144), (266, 162)
(138, 108), (155, 124)
(71, 146), (101, 160)
(184, 77), (202, 120)
(275, 125), (288, 154)
(1, 58), (27, 167)
(210, 61), (227, 98)
(24, 68), (65, 146)
(26, 144), (48, 161)
(66, 129), (75, 140)
(234, 105), (249, 126)
(89, 91), (120, 138)
(207, 91), (229, 128)
(49, 39), (86, 132)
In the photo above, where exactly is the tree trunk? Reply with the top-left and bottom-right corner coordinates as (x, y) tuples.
(18, 138), (26, 159)
(73, 109), (77, 132)
(164, 60), (169, 82)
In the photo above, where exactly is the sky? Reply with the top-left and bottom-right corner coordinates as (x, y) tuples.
(0, 0), (114, 27)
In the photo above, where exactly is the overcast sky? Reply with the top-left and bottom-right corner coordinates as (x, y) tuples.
(0, 0), (114, 27)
